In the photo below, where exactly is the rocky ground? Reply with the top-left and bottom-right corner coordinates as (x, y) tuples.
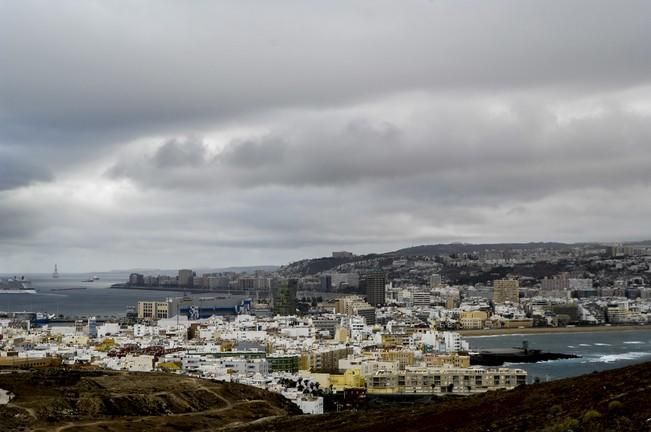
(0, 369), (300, 431)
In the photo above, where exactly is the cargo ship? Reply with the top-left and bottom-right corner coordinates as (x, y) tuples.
(0, 277), (37, 294)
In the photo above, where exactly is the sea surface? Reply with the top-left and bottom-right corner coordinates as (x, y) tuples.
(467, 329), (651, 383)
(0, 272), (182, 317)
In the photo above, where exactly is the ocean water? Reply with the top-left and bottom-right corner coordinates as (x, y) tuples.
(0, 272), (182, 317)
(467, 330), (651, 382)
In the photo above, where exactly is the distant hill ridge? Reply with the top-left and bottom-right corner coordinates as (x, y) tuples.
(281, 241), (600, 276)
(394, 241), (584, 256)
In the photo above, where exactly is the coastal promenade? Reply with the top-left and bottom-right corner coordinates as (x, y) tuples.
(458, 324), (651, 336)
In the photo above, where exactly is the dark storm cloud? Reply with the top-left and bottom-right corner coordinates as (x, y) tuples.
(1, 1), (650, 138)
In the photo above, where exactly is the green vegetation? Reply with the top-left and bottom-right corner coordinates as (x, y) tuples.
(549, 416), (579, 432)
(157, 361), (181, 372)
(608, 400), (624, 412)
(94, 338), (115, 352)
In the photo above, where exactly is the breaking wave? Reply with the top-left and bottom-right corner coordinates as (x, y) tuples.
(589, 352), (651, 363)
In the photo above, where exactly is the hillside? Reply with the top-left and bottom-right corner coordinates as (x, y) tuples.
(394, 242), (581, 257)
(2, 363), (650, 432)
(279, 254), (387, 277)
(0, 369), (300, 431)
(236, 361), (651, 432)
(279, 242), (596, 277)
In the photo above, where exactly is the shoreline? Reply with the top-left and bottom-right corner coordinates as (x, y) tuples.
(458, 324), (651, 337)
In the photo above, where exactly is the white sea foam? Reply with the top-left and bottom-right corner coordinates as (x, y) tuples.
(578, 343), (592, 347)
(465, 333), (532, 339)
(589, 352), (651, 363)
(623, 341), (644, 344)
(567, 345), (576, 348)
(593, 343), (611, 346)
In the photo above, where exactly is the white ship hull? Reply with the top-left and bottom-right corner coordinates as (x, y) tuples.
(1, 278), (36, 294)
(0, 289), (37, 294)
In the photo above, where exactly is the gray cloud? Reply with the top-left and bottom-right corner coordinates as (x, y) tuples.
(3, 1), (651, 271)
(1, 1), (651, 138)
(108, 94), (651, 205)
(0, 152), (53, 190)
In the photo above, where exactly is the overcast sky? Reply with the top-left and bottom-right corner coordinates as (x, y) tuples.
(2, 1), (651, 272)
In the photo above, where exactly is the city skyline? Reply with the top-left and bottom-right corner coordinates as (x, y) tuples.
(2, 239), (650, 274)
(3, 1), (651, 272)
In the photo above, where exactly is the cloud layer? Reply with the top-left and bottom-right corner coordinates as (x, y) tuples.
(2, 1), (651, 271)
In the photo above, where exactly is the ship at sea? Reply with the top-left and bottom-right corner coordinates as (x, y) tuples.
(52, 264), (60, 279)
(0, 277), (37, 294)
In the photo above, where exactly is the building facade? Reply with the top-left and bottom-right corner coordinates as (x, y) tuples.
(366, 270), (386, 307)
(493, 279), (519, 304)
(272, 278), (298, 316)
(366, 366), (527, 395)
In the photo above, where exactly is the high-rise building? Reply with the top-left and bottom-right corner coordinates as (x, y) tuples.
(331, 273), (359, 289)
(207, 276), (231, 291)
(238, 277), (256, 292)
(178, 269), (194, 288)
(366, 270), (386, 307)
(493, 279), (520, 304)
(412, 287), (431, 306)
(568, 278), (593, 291)
(320, 274), (332, 292)
(74, 320), (85, 335)
(272, 278), (298, 316)
(430, 274), (442, 288)
(335, 295), (376, 325)
(129, 273), (145, 286)
(541, 276), (569, 291)
(87, 317), (97, 338)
